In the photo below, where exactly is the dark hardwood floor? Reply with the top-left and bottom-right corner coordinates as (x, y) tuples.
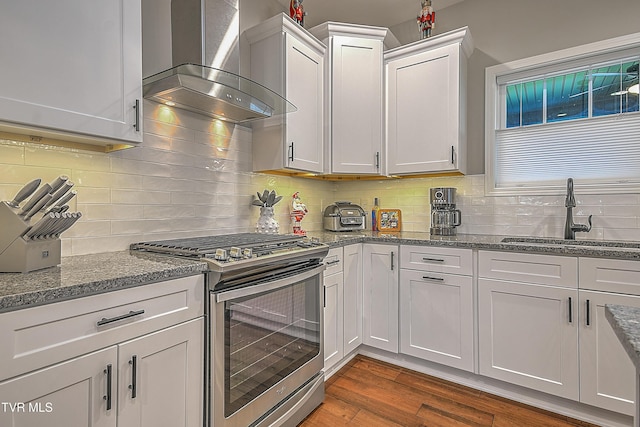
(299, 355), (601, 427)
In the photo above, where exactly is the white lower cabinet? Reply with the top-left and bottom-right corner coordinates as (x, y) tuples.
(579, 290), (638, 416)
(478, 251), (580, 401)
(343, 244), (363, 354)
(323, 244), (362, 372)
(363, 243), (399, 353)
(478, 278), (579, 401)
(400, 270), (474, 372)
(399, 245), (474, 372)
(117, 319), (204, 427)
(579, 256), (640, 416)
(0, 275), (205, 427)
(323, 271), (344, 370)
(0, 347), (118, 427)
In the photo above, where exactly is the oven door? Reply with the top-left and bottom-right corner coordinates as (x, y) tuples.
(210, 263), (325, 427)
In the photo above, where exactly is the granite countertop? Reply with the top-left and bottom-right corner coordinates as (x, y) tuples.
(2, 232), (640, 314)
(605, 304), (640, 372)
(0, 251), (207, 314)
(311, 231), (640, 260)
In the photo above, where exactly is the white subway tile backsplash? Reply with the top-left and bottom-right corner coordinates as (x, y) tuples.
(111, 189), (171, 205)
(0, 143), (25, 164)
(5, 98), (640, 255)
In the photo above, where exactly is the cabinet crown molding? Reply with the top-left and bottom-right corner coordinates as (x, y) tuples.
(309, 22), (400, 50)
(384, 26), (474, 62)
(244, 13), (326, 56)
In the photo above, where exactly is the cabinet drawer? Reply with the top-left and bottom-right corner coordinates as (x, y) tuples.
(478, 251), (577, 288)
(324, 247), (344, 276)
(400, 246), (472, 276)
(580, 258), (640, 295)
(0, 274), (204, 380)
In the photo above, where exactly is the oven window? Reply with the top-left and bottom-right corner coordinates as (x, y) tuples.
(224, 277), (320, 416)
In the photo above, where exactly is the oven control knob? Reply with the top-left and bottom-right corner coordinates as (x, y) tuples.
(229, 247), (242, 259)
(214, 248), (229, 261)
(242, 248), (253, 258)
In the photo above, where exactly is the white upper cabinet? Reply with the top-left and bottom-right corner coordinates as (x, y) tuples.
(310, 23), (399, 175)
(385, 27), (473, 175)
(0, 0), (143, 146)
(246, 14), (325, 174)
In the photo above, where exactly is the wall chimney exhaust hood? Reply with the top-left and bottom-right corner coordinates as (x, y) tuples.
(142, 0), (296, 123)
(143, 63), (296, 123)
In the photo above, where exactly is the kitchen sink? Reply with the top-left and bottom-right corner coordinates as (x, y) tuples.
(500, 237), (640, 251)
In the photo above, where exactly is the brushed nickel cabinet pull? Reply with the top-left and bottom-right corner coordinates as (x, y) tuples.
(390, 251), (395, 271)
(422, 275), (444, 282)
(103, 364), (112, 411)
(133, 99), (140, 132)
(568, 297), (573, 323)
(288, 142), (294, 162)
(586, 299), (591, 326)
(97, 309), (145, 326)
(422, 257), (445, 263)
(129, 355), (138, 398)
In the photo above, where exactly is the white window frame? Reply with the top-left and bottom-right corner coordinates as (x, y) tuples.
(485, 32), (640, 196)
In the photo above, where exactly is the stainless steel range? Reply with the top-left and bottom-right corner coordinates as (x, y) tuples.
(131, 233), (328, 427)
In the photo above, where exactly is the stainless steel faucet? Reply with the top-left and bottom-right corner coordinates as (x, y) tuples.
(564, 178), (592, 240)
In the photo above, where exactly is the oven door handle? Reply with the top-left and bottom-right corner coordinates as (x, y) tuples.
(215, 264), (326, 303)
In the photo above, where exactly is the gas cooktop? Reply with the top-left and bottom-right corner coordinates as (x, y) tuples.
(130, 233), (328, 273)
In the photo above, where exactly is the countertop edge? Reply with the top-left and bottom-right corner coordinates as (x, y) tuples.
(0, 251), (208, 314)
(605, 304), (640, 372)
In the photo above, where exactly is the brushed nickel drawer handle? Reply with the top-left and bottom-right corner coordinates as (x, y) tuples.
(422, 257), (445, 263)
(97, 309), (145, 326)
(422, 275), (444, 282)
(326, 259), (340, 266)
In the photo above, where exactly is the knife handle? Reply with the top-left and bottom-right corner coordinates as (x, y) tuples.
(48, 175), (69, 193)
(8, 178), (41, 208)
(44, 181), (74, 209)
(51, 190), (77, 209)
(24, 194), (53, 221)
(24, 213), (56, 239)
(20, 183), (52, 215)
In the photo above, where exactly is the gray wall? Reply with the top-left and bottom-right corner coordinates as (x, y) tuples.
(391, 0), (640, 175)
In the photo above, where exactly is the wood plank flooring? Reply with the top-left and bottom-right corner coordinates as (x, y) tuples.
(298, 355), (600, 427)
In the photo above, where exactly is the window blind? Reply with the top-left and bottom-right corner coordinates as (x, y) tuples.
(494, 113), (640, 189)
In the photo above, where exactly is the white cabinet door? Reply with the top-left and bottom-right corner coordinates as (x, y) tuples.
(330, 36), (383, 174)
(343, 244), (363, 354)
(363, 244), (399, 353)
(323, 272), (344, 371)
(248, 15), (324, 174)
(478, 278), (579, 401)
(284, 33), (324, 172)
(0, 0), (143, 144)
(0, 347), (117, 427)
(400, 270), (474, 372)
(117, 318), (204, 427)
(385, 28), (471, 175)
(579, 290), (638, 416)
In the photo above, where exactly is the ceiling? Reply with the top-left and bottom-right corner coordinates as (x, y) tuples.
(276, 0), (465, 29)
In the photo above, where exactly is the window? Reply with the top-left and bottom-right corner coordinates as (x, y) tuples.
(485, 33), (640, 195)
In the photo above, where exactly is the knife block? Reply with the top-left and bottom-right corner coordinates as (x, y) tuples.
(0, 202), (62, 273)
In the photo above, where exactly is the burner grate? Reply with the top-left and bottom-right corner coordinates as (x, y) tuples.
(130, 233), (303, 258)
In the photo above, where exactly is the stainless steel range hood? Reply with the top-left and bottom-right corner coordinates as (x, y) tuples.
(142, 0), (296, 123)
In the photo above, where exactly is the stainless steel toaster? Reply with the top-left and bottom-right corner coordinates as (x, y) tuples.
(323, 201), (366, 231)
